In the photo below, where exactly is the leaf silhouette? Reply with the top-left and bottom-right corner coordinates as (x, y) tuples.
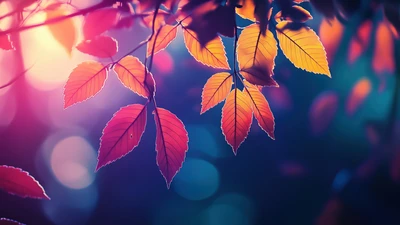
(221, 88), (253, 154)
(96, 104), (147, 171)
(153, 107), (189, 188)
(237, 24), (278, 86)
(243, 80), (275, 139)
(0, 218), (24, 225)
(0, 32), (14, 51)
(45, 5), (76, 55)
(0, 165), (49, 200)
(114, 56), (155, 98)
(64, 61), (108, 108)
(201, 72), (233, 114)
(346, 78), (371, 116)
(83, 8), (119, 39)
(276, 22), (331, 77)
(183, 28), (230, 69)
(147, 25), (178, 57)
(76, 36), (118, 58)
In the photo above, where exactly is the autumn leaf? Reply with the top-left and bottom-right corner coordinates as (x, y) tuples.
(275, 5), (313, 23)
(183, 28), (230, 69)
(114, 56), (155, 98)
(243, 80), (275, 139)
(201, 72), (233, 114)
(319, 18), (344, 62)
(346, 78), (371, 116)
(309, 91), (338, 135)
(373, 22), (394, 74)
(45, 5), (76, 55)
(221, 88), (253, 154)
(237, 24), (278, 86)
(348, 20), (372, 64)
(83, 8), (119, 39)
(276, 22), (331, 77)
(0, 218), (24, 225)
(0, 165), (49, 200)
(96, 104), (147, 171)
(0, 32), (14, 51)
(64, 61), (108, 108)
(147, 25), (178, 57)
(76, 36), (118, 58)
(153, 107), (189, 188)
(236, 0), (256, 21)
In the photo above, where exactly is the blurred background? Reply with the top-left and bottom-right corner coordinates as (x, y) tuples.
(1, 0), (400, 224)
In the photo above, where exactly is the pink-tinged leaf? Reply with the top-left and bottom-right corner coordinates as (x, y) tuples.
(201, 72), (233, 114)
(0, 218), (24, 225)
(64, 61), (108, 108)
(114, 16), (135, 29)
(147, 25), (178, 57)
(221, 88), (253, 154)
(348, 20), (372, 64)
(309, 91), (338, 135)
(0, 32), (14, 51)
(96, 104), (147, 171)
(76, 36), (118, 58)
(114, 56), (155, 98)
(373, 22), (395, 74)
(346, 78), (371, 116)
(153, 107), (189, 188)
(83, 8), (119, 39)
(243, 81), (275, 139)
(0, 165), (49, 200)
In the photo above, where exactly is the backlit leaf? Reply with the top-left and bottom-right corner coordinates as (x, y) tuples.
(147, 25), (178, 57)
(319, 18), (344, 62)
(236, 0), (256, 21)
(76, 36), (118, 58)
(96, 104), (147, 171)
(221, 88), (253, 154)
(346, 78), (371, 116)
(0, 218), (24, 225)
(153, 107), (189, 188)
(243, 80), (275, 139)
(309, 91), (338, 135)
(64, 61), (108, 108)
(46, 5), (76, 55)
(276, 22), (331, 77)
(0, 165), (49, 200)
(201, 72), (233, 114)
(183, 28), (230, 69)
(0, 32), (14, 51)
(373, 22), (395, 74)
(114, 56), (155, 98)
(237, 24), (278, 86)
(275, 5), (313, 23)
(83, 8), (119, 39)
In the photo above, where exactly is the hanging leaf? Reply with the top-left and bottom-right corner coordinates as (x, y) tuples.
(83, 8), (119, 39)
(275, 5), (313, 23)
(348, 20), (372, 64)
(64, 61), (108, 108)
(346, 78), (371, 116)
(201, 72), (233, 114)
(0, 218), (24, 225)
(372, 22), (395, 74)
(243, 80), (275, 139)
(309, 91), (338, 135)
(76, 36), (118, 58)
(153, 107), (189, 188)
(147, 25), (178, 57)
(0, 32), (14, 51)
(183, 28), (230, 69)
(45, 5), (76, 55)
(319, 18), (344, 63)
(114, 56), (155, 98)
(237, 24), (278, 86)
(0, 165), (49, 200)
(221, 88), (253, 154)
(96, 104), (147, 171)
(236, 0), (256, 21)
(276, 22), (331, 77)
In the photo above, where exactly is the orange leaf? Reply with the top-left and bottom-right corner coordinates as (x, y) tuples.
(346, 78), (371, 116)
(276, 22), (331, 77)
(64, 61), (108, 108)
(147, 25), (178, 57)
(275, 5), (313, 23)
(221, 88), (253, 154)
(243, 80), (275, 139)
(373, 22), (395, 74)
(183, 28), (230, 69)
(348, 20), (372, 64)
(237, 24), (278, 86)
(96, 104), (147, 171)
(45, 5), (76, 55)
(83, 8), (119, 39)
(236, 0), (256, 21)
(201, 72), (233, 114)
(319, 18), (344, 62)
(76, 35), (118, 58)
(153, 107), (189, 188)
(114, 56), (155, 98)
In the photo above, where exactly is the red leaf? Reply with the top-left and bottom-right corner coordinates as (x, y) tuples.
(0, 165), (49, 200)
(346, 78), (371, 116)
(83, 8), (120, 39)
(0, 218), (24, 225)
(114, 56), (155, 98)
(309, 91), (338, 135)
(96, 104), (147, 171)
(201, 72), (233, 114)
(221, 88), (253, 154)
(76, 36), (118, 58)
(0, 32), (14, 51)
(64, 61), (108, 108)
(348, 20), (372, 64)
(373, 22), (395, 74)
(153, 107), (189, 188)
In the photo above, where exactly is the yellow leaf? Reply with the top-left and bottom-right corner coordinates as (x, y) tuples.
(147, 25), (178, 57)
(201, 72), (233, 114)
(183, 28), (230, 69)
(276, 22), (331, 77)
(45, 5), (76, 55)
(237, 24), (278, 86)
